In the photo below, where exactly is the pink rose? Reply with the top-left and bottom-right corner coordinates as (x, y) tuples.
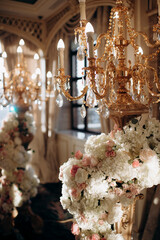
(110, 181), (116, 187)
(16, 170), (24, 183)
(82, 155), (91, 166)
(71, 223), (80, 236)
(114, 187), (123, 196)
(114, 124), (121, 132)
(75, 150), (83, 160)
(101, 213), (108, 220)
(91, 234), (100, 240)
(110, 150), (116, 157)
(80, 213), (87, 222)
(106, 146), (112, 151)
(98, 219), (104, 225)
(105, 150), (116, 157)
(71, 188), (80, 199)
(125, 192), (133, 199)
(78, 183), (87, 190)
(70, 165), (80, 177)
(90, 156), (99, 167)
(132, 159), (140, 168)
(106, 140), (115, 147)
(110, 125), (121, 139)
(139, 148), (156, 162)
(129, 184), (140, 195)
(107, 177), (112, 183)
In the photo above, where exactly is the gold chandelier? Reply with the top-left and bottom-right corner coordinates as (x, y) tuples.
(0, 39), (53, 113)
(55, 0), (160, 123)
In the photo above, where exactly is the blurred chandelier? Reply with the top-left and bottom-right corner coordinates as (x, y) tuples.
(55, 0), (160, 122)
(0, 39), (53, 113)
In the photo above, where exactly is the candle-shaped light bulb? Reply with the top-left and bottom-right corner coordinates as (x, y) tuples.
(17, 46), (23, 53)
(2, 51), (7, 58)
(85, 22), (94, 58)
(34, 53), (39, 60)
(47, 71), (52, 78)
(57, 39), (65, 69)
(114, 12), (119, 36)
(47, 71), (52, 90)
(19, 39), (25, 46)
(85, 22), (94, 34)
(17, 46), (23, 64)
(57, 39), (65, 50)
(138, 46), (143, 55)
(78, 0), (86, 20)
(36, 67), (41, 75)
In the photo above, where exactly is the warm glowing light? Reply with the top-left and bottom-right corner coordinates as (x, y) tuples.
(34, 53), (39, 60)
(47, 71), (52, 78)
(2, 51), (7, 58)
(17, 46), (23, 53)
(19, 39), (25, 46)
(138, 46), (143, 55)
(85, 22), (94, 34)
(57, 39), (65, 50)
(153, 197), (159, 205)
(114, 12), (119, 19)
(4, 72), (9, 78)
(31, 73), (37, 80)
(35, 68), (41, 75)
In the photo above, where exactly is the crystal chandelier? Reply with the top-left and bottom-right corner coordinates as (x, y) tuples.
(0, 39), (53, 112)
(55, 0), (160, 124)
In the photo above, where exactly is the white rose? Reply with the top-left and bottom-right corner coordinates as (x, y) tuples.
(14, 137), (22, 145)
(13, 120), (19, 128)
(75, 168), (88, 184)
(107, 203), (123, 224)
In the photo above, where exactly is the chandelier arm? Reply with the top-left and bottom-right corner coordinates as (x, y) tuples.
(94, 33), (109, 50)
(91, 81), (109, 100)
(142, 48), (160, 62)
(60, 85), (88, 101)
(145, 65), (160, 93)
(137, 31), (160, 48)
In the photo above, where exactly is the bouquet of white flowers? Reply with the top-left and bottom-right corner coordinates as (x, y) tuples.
(0, 112), (39, 220)
(59, 117), (160, 240)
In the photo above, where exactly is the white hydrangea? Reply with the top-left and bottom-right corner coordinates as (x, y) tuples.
(60, 117), (160, 240)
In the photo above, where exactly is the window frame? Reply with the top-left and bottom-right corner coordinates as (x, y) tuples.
(70, 45), (101, 134)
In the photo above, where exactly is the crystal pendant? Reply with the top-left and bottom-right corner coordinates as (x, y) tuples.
(54, 83), (57, 91)
(67, 81), (70, 90)
(101, 105), (110, 118)
(86, 90), (97, 108)
(140, 94), (147, 104)
(1, 97), (9, 107)
(80, 104), (86, 118)
(65, 83), (68, 90)
(74, 36), (77, 44)
(77, 46), (85, 61)
(96, 106), (102, 115)
(56, 93), (63, 107)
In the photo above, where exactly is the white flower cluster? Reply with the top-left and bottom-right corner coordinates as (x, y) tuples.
(60, 117), (160, 240)
(0, 112), (39, 219)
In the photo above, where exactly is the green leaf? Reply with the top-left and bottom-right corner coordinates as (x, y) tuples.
(131, 119), (138, 124)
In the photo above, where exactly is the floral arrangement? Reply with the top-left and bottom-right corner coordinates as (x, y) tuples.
(59, 117), (160, 240)
(0, 112), (39, 220)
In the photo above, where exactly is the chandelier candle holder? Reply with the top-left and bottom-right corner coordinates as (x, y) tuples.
(0, 39), (55, 113)
(55, 0), (160, 127)
(57, 1), (160, 240)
